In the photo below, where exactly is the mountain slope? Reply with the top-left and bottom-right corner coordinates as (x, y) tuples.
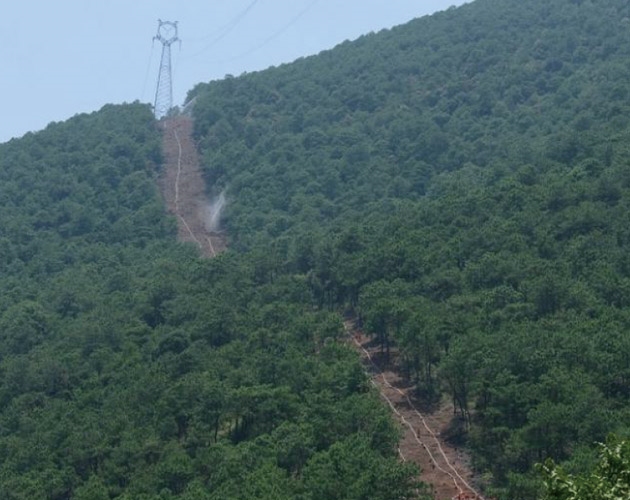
(188, 0), (630, 498)
(189, 0), (630, 247)
(0, 104), (419, 499)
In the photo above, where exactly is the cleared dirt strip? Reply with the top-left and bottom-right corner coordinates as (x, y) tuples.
(159, 116), (226, 257)
(345, 321), (486, 500)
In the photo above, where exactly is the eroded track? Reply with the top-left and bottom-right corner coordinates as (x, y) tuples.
(345, 321), (485, 500)
(159, 116), (226, 257)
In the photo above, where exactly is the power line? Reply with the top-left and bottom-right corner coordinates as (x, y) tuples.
(188, 0), (259, 43)
(184, 0), (260, 59)
(207, 0), (320, 65)
(154, 0), (319, 102)
(141, 41), (156, 103)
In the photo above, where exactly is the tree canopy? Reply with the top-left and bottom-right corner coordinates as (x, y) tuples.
(187, 0), (630, 497)
(0, 103), (420, 498)
(4, 0), (630, 498)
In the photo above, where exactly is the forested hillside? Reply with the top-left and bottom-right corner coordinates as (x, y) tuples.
(0, 104), (419, 499)
(187, 0), (630, 498)
(5, 0), (630, 498)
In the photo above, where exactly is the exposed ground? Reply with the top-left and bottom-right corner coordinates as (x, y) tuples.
(159, 116), (226, 257)
(159, 115), (485, 499)
(345, 320), (487, 500)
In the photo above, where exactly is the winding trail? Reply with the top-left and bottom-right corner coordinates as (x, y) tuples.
(159, 116), (226, 257)
(345, 320), (486, 500)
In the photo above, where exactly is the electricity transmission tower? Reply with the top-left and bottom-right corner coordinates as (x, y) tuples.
(153, 20), (179, 119)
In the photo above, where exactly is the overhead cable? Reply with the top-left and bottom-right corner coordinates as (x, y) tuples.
(184, 0), (260, 59)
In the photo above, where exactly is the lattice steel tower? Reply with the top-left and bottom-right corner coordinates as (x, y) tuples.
(153, 20), (179, 119)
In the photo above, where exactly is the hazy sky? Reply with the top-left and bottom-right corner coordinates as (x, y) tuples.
(2, 0), (468, 143)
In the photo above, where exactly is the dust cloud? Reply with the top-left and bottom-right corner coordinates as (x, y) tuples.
(202, 190), (226, 233)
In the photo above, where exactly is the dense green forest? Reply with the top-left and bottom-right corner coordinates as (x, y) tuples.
(0, 105), (419, 499)
(186, 0), (630, 498)
(4, 0), (630, 498)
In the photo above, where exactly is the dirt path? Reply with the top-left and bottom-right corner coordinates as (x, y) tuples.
(345, 320), (486, 500)
(159, 114), (481, 498)
(159, 116), (226, 257)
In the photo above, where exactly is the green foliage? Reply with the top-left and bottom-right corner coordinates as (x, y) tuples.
(539, 436), (630, 500)
(5, 0), (630, 497)
(0, 103), (416, 496)
(187, 0), (630, 498)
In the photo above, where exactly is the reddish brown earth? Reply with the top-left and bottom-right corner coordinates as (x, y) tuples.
(159, 115), (484, 499)
(159, 116), (226, 257)
(345, 320), (487, 500)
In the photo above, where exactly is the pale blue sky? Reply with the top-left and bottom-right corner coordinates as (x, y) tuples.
(2, 0), (467, 142)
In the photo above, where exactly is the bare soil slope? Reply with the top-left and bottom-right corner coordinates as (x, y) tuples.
(345, 320), (487, 500)
(159, 116), (226, 257)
